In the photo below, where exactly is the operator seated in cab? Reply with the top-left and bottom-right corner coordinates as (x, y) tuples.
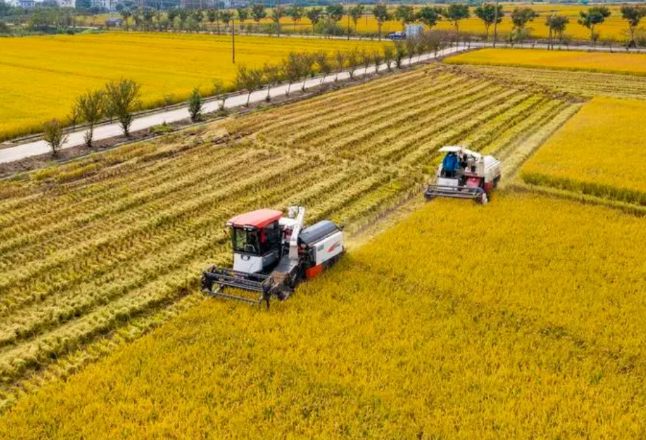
(441, 151), (460, 178)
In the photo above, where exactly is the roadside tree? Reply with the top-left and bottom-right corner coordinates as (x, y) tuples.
(251, 3), (266, 28)
(474, 3), (503, 41)
(545, 15), (569, 48)
(326, 4), (345, 22)
(334, 50), (346, 80)
(287, 6), (304, 30)
(373, 3), (391, 40)
(620, 5), (646, 47)
(74, 89), (105, 148)
(383, 44), (395, 71)
(578, 6), (611, 45)
(306, 7), (323, 32)
(212, 78), (228, 111)
(418, 6), (441, 31)
(43, 119), (68, 157)
(442, 4), (470, 34)
(394, 4), (415, 31)
(349, 4), (364, 33)
(104, 79), (141, 137)
(263, 62), (282, 101)
(188, 88), (203, 122)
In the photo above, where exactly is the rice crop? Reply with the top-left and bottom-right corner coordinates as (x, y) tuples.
(2, 193), (645, 439)
(446, 48), (646, 76)
(521, 97), (646, 206)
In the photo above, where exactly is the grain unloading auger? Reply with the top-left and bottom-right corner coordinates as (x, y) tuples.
(202, 206), (344, 308)
(425, 146), (501, 204)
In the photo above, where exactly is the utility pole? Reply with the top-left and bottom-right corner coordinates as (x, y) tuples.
(492, 0), (499, 48)
(232, 13), (235, 63)
(346, 3), (350, 40)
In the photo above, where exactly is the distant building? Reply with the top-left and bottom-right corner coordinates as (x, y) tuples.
(56, 0), (75, 7)
(17, 0), (35, 8)
(91, 0), (115, 10)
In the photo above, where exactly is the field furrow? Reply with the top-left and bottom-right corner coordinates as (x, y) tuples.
(274, 76), (473, 147)
(342, 83), (506, 161)
(290, 78), (488, 153)
(230, 70), (431, 134)
(0, 150), (268, 267)
(481, 100), (568, 158)
(379, 88), (527, 163)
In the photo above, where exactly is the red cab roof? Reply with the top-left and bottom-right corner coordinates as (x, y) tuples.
(227, 209), (283, 229)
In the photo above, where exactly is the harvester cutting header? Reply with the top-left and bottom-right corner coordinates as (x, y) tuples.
(202, 206), (344, 308)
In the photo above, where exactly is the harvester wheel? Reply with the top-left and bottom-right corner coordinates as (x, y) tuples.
(477, 193), (488, 205)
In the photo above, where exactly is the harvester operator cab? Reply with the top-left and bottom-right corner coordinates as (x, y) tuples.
(227, 209), (283, 274)
(231, 223), (281, 256)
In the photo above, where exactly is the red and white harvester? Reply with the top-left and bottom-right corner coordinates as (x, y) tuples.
(424, 146), (501, 204)
(202, 206), (344, 307)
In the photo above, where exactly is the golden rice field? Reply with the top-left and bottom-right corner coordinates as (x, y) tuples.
(2, 193), (646, 438)
(0, 32), (384, 141)
(446, 48), (646, 76)
(521, 97), (646, 206)
(0, 65), (577, 412)
(459, 64), (646, 100)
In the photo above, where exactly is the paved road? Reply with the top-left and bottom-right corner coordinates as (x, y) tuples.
(0, 46), (470, 165)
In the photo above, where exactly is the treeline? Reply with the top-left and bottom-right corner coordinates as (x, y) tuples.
(229, 35), (444, 105)
(4, 2), (646, 47)
(111, 3), (646, 47)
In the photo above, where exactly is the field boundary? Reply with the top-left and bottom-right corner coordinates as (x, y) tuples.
(446, 45), (646, 77)
(509, 181), (646, 217)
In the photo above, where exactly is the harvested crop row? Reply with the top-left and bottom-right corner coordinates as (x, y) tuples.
(481, 100), (569, 158)
(459, 64), (646, 100)
(229, 69), (432, 134)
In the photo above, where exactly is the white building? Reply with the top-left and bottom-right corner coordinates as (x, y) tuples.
(91, 0), (115, 10)
(56, 0), (75, 7)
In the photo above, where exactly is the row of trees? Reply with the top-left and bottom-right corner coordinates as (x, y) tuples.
(230, 33), (444, 107)
(385, 4), (646, 46)
(112, 3), (646, 46)
(542, 5), (645, 47)
(44, 79), (142, 156)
